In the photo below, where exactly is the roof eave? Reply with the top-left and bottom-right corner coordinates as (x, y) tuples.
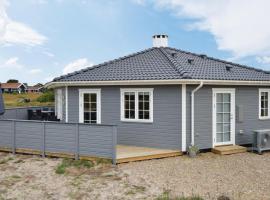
(45, 79), (270, 89)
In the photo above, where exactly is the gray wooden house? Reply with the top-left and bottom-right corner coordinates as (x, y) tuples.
(46, 35), (270, 153)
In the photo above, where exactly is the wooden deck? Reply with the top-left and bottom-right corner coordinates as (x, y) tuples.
(116, 145), (182, 164)
(212, 145), (247, 155)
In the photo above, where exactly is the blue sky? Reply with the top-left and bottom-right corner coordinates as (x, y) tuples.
(0, 0), (270, 84)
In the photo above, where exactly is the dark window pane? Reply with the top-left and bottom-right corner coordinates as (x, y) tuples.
(125, 94), (129, 101)
(139, 93), (144, 101)
(91, 103), (96, 111)
(91, 112), (97, 121)
(84, 120), (90, 124)
(84, 112), (90, 121)
(130, 110), (135, 119)
(130, 101), (135, 109)
(84, 94), (90, 102)
(144, 111), (149, 119)
(84, 103), (90, 111)
(90, 94), (97, 102)
(125, 110), (129, 118)
(90, 120), (97, 124)
(139, 102), (144, 110)
(130, 94), (135, 101)
(139, 111), (144, 119)
(125, 101), (130, 109)
(144, 102), (149, 110)
(144, 93), (149, 101)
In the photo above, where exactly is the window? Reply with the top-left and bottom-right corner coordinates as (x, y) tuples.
(121, 88), (153, 122)
(259, 89), (270, 119)
(79, 89), (101, 124)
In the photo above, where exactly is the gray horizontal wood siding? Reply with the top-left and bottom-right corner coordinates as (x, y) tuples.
(187, 85), (270, 149)
(67, 85), (182, 150)
(0, 120), (116, 159)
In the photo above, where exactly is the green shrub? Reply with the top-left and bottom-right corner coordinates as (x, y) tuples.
(36, 90), (54, 102)
(55, 158), (94, 174)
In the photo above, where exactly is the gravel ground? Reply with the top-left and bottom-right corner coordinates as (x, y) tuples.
(0, 151), (270, 200)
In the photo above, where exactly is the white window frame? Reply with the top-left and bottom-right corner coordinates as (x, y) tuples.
(120, 88), (153, 123)
(79, 89), (101, 124)
(259, 88), (270, 120)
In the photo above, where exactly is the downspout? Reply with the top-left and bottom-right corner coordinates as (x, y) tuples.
(191, 81), (204, 146)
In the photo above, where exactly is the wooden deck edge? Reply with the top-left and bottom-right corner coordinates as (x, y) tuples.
(0, 147), (112, 162)
(117, 151), (183, 164)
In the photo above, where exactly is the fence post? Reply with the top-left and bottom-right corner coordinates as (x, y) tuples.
(41, 122), (46, 158)
(12, 121), (16, 154)
(75, 123), (79, 160)
(112, 126), (117, 165)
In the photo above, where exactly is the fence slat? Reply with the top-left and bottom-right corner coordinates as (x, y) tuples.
(12, 121), (16, 154)
(75, 123), (79, 160)
(41, 122), (46, 157)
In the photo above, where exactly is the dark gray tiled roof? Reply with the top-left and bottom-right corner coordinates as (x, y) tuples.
(53, 47), (270, 82)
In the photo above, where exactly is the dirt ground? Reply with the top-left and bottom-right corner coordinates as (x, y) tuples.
(0, 151), (270, 200)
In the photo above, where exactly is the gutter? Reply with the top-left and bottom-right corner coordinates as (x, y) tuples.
(45, 79), (270, 89)
(191, 81), (204, 146)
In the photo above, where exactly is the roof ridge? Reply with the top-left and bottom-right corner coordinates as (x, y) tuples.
(166, 47), (270, 75)
(158, 48), (191, 79)
(53, 47), (158, 81)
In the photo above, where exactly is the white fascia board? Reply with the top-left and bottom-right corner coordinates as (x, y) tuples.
(45, 79), (270, 89)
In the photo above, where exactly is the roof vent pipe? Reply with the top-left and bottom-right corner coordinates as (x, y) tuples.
(153, 34), (168, 47)
(191, 82), (204, 146)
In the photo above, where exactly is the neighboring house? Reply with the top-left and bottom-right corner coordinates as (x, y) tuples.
(1, 83), (26, 94)
(46, 35), (270, 151)
(26, 84), (44, 93)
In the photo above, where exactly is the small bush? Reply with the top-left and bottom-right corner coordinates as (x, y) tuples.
(36, 90), (54, 103)
(55, 158), (94, 174)
(156, 191), (204, 200)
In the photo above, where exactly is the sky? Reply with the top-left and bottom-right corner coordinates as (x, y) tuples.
(0, 0), (270, 85)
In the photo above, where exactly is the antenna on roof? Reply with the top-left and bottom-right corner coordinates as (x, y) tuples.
(225, 65), (233, 71)
(199, 54), (207, 59)
(188, 59), (194, 64)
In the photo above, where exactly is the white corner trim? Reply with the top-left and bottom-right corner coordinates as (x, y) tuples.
(79, 89), (101, 124)
(120, 88), (154, 123)
(259, 88), (270, 120)
(181, 84), (186, 152)
(65, 86), (68, 123)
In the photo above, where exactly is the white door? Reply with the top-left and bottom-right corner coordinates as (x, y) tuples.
(212, 88), (235, 147)
(79, 89), (101, 124)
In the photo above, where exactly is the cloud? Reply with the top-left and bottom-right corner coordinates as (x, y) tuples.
(28, 68), (42, 75)
(256, 56), (270, 64)
(0, 0), (47, 46)
(141, 0), (270, 59)
(131, 0), (146, 6)
(63, 58), (94, 75)
(1, 57), (23, 69)
(43, 51), (55, 57)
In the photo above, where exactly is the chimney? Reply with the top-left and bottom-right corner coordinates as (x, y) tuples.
(152, 34), (168, 47)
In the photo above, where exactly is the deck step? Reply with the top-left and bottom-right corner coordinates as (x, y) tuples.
(212, 145), (247, 155)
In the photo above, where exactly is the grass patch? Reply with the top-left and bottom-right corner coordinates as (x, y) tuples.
(55, 158), (94, 174)
(156, 191), (204, 200)
(0, 157), (14, 164)
(95, 158), (112, 165)
(3, 93), (54, 108)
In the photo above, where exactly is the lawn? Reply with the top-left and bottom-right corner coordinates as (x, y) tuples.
(3, 93), (54, 108)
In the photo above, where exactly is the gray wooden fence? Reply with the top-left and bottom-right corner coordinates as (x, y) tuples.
(0, 120), (117, 164)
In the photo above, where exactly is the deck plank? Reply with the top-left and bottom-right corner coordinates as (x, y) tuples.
(116, 145), (182, 163)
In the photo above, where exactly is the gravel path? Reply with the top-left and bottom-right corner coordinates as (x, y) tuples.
(0, 151), (270, 200)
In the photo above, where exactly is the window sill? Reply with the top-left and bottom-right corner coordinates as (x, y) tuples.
(259, 117), (270, 120)
(121, 119), (153, 123)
